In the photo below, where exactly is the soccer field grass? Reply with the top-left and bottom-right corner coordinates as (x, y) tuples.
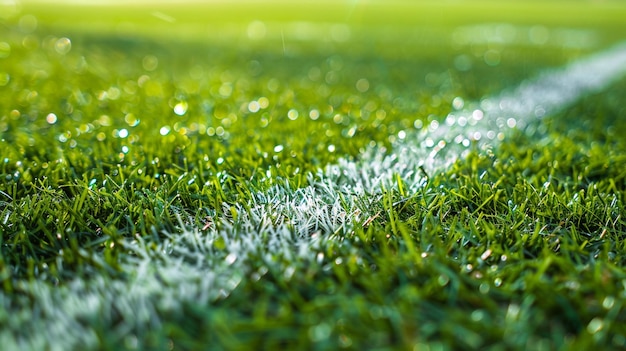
(2, 1), (626, 350)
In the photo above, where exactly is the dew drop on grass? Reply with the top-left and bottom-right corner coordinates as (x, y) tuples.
(333, 114), (344, 124)
(107, 87), (121, 100)
(287, 109), (298, 120)
(355, 78), (369, 92)
(247, 101), (260, 113)
(494, 277), (503, 287)
(602, 296), (615, 309)
(225, 253), (237, 265)
(142, 55), (159, 71)
(316, 252), (324, 263)
(445, 114), (456, 126)
(452, 96), (464, 110)
(428, 120), (439, 132)
(506, 118), (517, 128)
(587, 318), (604, 334)
(173, 101), (188, 116)
(258, 96), (269, 109)
(218, 84), (232, 98)
(437, 275), (449, 286)
(506, 304), (520, 322)
(97, 115), (112, 126)
(480, 249), (492, 261)
(471, 309), (484, 322)
(342, 125), (356, 138)
(118, 129), (129, 138)
(215, 126), (225, 137)
(54, 37), (71, 55)
(125, 113), (140, 126)
(46, 113), (57, 124)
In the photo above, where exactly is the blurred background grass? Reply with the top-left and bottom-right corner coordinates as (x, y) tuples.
(4, 1), (626, 39)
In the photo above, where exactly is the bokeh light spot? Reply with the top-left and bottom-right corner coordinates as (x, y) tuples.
(356, 78), (370, 93)
(287, 109), (299, 120)
(54, 37), (72, 55)
(142, 55), (159, 71)
(46, 113), (57, 124)
(174, 101), (188, 116)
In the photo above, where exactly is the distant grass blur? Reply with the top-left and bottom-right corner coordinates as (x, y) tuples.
(14, 1), (626, 39)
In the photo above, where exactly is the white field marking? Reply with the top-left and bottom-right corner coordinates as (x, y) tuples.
(3, 42), (626, 349)
(415, 40), (626, 172)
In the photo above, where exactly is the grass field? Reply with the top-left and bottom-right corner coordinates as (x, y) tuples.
(2, 1), (626, 350)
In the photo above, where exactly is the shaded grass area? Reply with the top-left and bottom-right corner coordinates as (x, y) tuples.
(1, 6), (626, 350)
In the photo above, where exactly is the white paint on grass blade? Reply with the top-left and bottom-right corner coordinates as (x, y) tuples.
(4, 42), (626, 350)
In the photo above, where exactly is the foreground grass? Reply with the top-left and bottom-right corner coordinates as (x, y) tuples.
(1, 3), (626, 350)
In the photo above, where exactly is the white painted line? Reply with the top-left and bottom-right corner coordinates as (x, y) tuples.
(136, 40), (626, 291)
(414, 41), (626, 173)
(5, 41), (626, 349)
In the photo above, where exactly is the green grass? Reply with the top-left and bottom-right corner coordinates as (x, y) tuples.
(1, 1), (626, 350)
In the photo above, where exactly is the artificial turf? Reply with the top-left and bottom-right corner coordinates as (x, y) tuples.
(1, 1), (626, 350)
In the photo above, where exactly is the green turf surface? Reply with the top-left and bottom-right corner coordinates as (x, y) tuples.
(1, 1), (626, 350)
